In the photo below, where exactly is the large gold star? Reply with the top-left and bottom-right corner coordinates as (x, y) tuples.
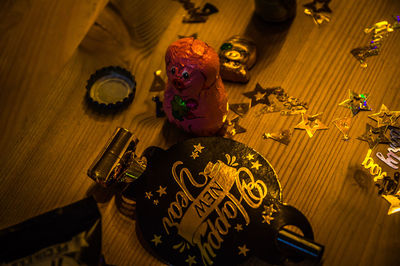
(156, 186), (167, 197)
(382, 194), (400, 215)
(369, 104), (400, 128)
(185, 255), (196, 265)
(151, 234), (162, 246)
(238, 244), (250, 256)
(193, 143), (205, 153)
(294, 113), (329, 138)
(251, 160), (262, 170)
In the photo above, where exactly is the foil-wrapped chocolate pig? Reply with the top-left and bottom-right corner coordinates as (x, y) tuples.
(219, 36), (256, 83)
(163, 37), (229, 136)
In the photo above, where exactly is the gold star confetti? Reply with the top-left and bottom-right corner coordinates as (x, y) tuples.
(332, 117), (353, 140)
(238, 244), (250, 256)
(227, 117), (247, 136)
(262, 214), (274, 224)
(251, 160), (262, 170)
(151, 234), (162, 246)
(246, 153), (254, 161)
(262, 129), (292, 145)
(193, 143), (205, 153)
(294, 113), (329, 138)
(156, 186), (167, 197)
(185, 255), (196, 265)
(382, 193), (400, 215)
(229, 103), (250, 117)
(369, 104), (400, 128)
(153, 199), (159, 205)
(357, 123), (390, 149)
(263, 204), (277, 215)
(339, 91), (371, 116)
(234, 224), (243, 232)
(145, 191), (153, 199)
(190, 151), (199, 159)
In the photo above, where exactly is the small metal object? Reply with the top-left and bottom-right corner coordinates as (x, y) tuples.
(86, 66), (136, 110)
(87, 128), (145, 187)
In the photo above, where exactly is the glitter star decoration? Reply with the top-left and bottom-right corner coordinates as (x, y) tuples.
(243, 83), (275, 107)
(156, 186), (167, 197)
(357, 123), (390, 149)
(294, 113), (329, 138)
(151, 234), (162, 246)
(369, 104), (400, 128)
(303, 0), (332, 25)
(229, 103), (250, 117)
(332, 117), (353, 140)
(339, 91), (371, 116)
(238, 244), (250, 256)
(263, 129), (292, 145)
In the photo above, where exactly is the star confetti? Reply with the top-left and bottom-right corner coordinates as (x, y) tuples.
(339, 90), (371, 116)
(350, 46), (379, 68)
(151, 234), (162, 246)
(294, 113), (329, 138)
(357, 123), (390, 149)
(332, 117), (353, 140)
(226, 117), (247, 136)
(303, 0), (332, 25)
(243, 83), (275, 107)
(369, 104), (400, 128)
(382, 193), (400, 215)
(185, 255), (197, 266)
(238, 244), (250, 256)
(156, 186), (167, 197)
(262, 129), (292, 145)
(229, 103), (250, 117)
(193, 143), (205, 153)
(149, 70), (166, 92)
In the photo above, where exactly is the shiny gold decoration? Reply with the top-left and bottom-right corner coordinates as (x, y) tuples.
(185, 255), (197, 265)
(193, 143), (205, 153)
(382, 193), (400, 215)
(369, 104), (400, 128)
(238, 244), (250, 256)
(151, 234), (162, 246)
(156, 186), (167, 197)
(251, 160), (262, 170)
(362, 149), (388, 182)
(229, 103), (250, 117)
(357, 123), (390, 149)
(304, 8), (330, 25)
(234, 224), (243, 232)
(339, 91), (371, 116)
(332, 117), (352, 140)
(190, 151), (199, 159)
(303, 0), (331, 25)
(262, 129), (292, 145)
(145, 191), (153, 199)
(226, 117), (247, 137)
(294, 113), (329, 138)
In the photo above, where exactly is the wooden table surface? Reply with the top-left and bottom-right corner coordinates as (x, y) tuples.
(1, 0), (400, 265)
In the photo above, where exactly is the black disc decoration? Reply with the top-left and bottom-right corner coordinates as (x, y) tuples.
(127, 137), (322, 265)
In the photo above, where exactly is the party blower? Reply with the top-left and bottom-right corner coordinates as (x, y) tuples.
(88, 128), (324, 265)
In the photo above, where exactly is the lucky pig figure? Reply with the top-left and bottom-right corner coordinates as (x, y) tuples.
(163, 37), (229, 136)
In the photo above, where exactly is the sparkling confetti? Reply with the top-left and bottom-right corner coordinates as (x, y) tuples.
(262, 129), (292, 145)
(357, 123), (390, 149)
(339, 90), (371, 116)
(332, 117), (353, 140)
(294, 113), (329, 138)
(368, 104), (400, 128)
(229, 103), (250, 117)
(303, 0), (331, 25)
(226, 117), (247, 136)
(382, 193), (400, 215)
(243, 83), (275, 107)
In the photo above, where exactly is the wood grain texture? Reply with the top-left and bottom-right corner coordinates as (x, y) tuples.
(0, 0), (400, 265)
